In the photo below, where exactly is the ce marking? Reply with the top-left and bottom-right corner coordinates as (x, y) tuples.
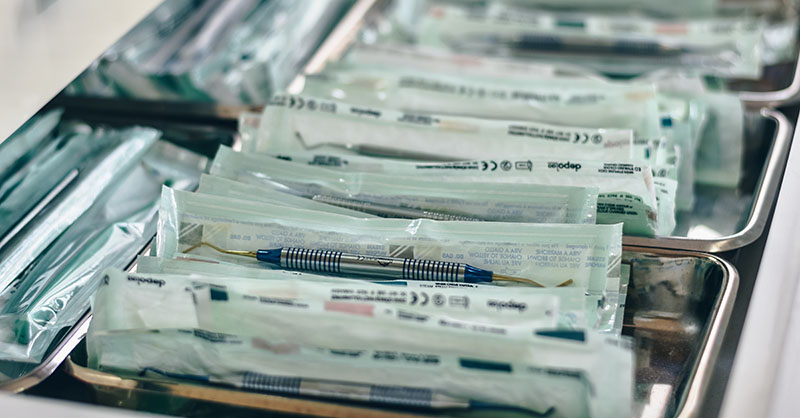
(410, 291), (430, 306)
(288, 96), (305, 110)
(480, 161), (498, 171)
(573, 133), (589, 144)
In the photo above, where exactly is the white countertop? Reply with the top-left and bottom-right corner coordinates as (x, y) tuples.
(0, 0), (162, 143)
(0, 392), (162, 417)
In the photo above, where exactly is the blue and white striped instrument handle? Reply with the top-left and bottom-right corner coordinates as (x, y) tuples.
(254, 247), (494, 283)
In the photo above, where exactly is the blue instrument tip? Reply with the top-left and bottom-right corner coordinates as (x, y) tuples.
(256, 248), (282, 265)
(463, 264), (493, 283)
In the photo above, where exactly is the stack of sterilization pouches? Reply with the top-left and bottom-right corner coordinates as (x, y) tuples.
(66, 0), (349, 104)
(87, 0), (783, 416)
(0, 111), (207, 382)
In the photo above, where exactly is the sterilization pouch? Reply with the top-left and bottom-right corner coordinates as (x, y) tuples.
(88, 327), (599, 416)
(0, 128), (159, 293)
(245, 94), (634, 160)
(88, 270), (633, 417)
(499, 0), (717, 17)
(133, 256), (596, 330)
(211, 147), (599, 224)
(0, 109), (62, 184)
(338, 42), (556, 79)
(301, 69), (661, 137)
(270, 151), (660, 236)
(157, 187), (622, 293)
(691, 93), (745, 188)
(197, 174), (376, 218)
(192, 284), (633, 418)
(0, 139), (205, 368)
(91, 269), (589, 336)
(415, 4), (764, 79)
(0, 124), (111, 240)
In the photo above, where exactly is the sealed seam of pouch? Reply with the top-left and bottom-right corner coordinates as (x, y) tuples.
(246, 94), (634, 160)
(210, 147), (599, 225)
(157, 187), (622, 294)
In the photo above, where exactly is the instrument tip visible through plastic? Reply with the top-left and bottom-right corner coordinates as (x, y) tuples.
(182, 241), (258, 258)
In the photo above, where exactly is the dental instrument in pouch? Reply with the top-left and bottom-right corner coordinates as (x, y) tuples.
(309, 194), (482, 221)
(295, 131), (458, 161)
(263, 178), (485, 222)
(183, 242), (572, 287)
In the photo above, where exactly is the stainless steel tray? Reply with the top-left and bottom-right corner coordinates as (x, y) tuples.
(0, 0), (756, 398)
(54, 247), (736, 418)
(625, 108), (793, 252)
(294, 0), (795, 253)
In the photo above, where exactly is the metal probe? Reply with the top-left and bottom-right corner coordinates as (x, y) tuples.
(183, 242), (573, 287)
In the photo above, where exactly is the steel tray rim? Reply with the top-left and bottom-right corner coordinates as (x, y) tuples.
(624, 246), (739, 418)
(0, 310), (91, 393)
(624, 107), (793, 253)
(740, 54), (800, 107)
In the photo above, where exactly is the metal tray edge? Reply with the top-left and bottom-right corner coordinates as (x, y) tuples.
(739, 52), (800, 107)
(0, 310), (91, 393)
(676, 249), (738, 418)
(622, 246), (740, 418)
(624, 107), (793, 253)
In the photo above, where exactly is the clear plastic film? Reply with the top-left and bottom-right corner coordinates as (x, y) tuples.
(269, 151), (661, 237)
(414, 3), (765, 79)
(335, 42), (561, 81)
(88, 327), (592, 415)
(157, 187), (621, 294)
(133, 255), (595, 330)
(211, 146), (599, 224)
(68, 0), (348, 104)
(0, 134), (206, 375)
(90, 270), (570, 334)
(0, 109), (62, 183)
(692, 93), (745, 188)
(197, 174), (377, 218)
(188, 286), (633, 418)
(0, 110), (69, 239)
(0, 127), (159, 294)
(760, 17), (799, 65)
(499, 0), (718, 17)
(640, 71), (745, 189)
(89, 268), (633, 417)
(246, 94), (634, 161)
